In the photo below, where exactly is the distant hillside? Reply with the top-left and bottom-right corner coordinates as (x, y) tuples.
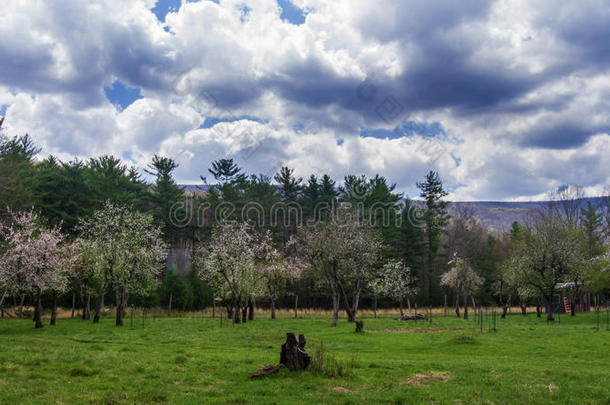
(180, 184), (210, 195)
(447, 197), (606, 232)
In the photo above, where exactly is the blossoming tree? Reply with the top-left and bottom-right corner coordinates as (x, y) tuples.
(196, 223), (262, 324)
(370, 260), (418, 317)
(254, 231), (305, 319)
(79, 202), (167, 326)
(0, 210), (75, 328)
(298, 219), (381, 325)
(504, 212), (586, 321)
(440, 253), (482, 319)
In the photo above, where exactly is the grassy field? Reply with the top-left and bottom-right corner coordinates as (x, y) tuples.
(0, 309), (608, 404)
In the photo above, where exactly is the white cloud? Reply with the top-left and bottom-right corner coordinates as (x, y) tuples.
(0, 0), (608, 200)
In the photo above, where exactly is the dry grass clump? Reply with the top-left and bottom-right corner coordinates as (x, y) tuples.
(405, 371), (453, 387)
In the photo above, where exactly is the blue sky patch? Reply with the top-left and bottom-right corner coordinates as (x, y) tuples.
(277, 0), (307, 25)
(360, 120), (448, 140)
(151, 0), (182, 22)
(104, 80), (143, 111)
(239, 4), (252, 22)
(0, 105), (7, 117)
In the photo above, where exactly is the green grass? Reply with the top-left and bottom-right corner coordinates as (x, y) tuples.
(0, 310), (609, 404)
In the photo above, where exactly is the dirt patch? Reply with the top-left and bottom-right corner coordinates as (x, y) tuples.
(405, 371), (453, 387)
(378, 327), (464, 334)
(332, 386), (349, 393)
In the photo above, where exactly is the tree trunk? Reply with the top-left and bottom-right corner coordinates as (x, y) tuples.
(226, 302), (233, 320)
(520, 302), (527, 315)
(455, 291), (460, 318)
(294, 294), (298, 319)
(115, 288), (125, 326)
(82, 293), (91, 320)
(344, 304), (356, 322)
(546, 297), (554, 321)
(34, 287), (43, 329)
(71, 293), (76, 318)
(373, 295), (377, 318)
(18, 293), (26, 317)
(339, 283), (357, 322)
(93, 291), (105, 323)
(399, 297), (404, 317)
(471, 296), (477, 316)
(168, 291), (172, 317)
(570, 292), (576, 316)
(501, 305), (508, 319)
(463, 295), (469, 320)
(331, 291), (339, 327)
(50, 294), (58, 325)
(248, 297), (254, 321)
(242, 304), (247, 323)
(443, 293), (447, 316)
(233, 301), (240, 324)
(0, 290), (6, 308)
(407, 297), (412, 313)
(270, 296), (276, 320)
(536, 298), (541, 318)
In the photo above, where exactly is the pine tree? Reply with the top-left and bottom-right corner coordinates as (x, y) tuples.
(207, 158), (246, 186)
(0, 133), (39, 219)
(416, 170), (450, 304)
(146, 155), (185, 245)
(580, 201), (603, 258)
(274, 166), (302, 240)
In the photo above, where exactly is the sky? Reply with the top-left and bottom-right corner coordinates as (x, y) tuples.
(0, 0), (609, 201)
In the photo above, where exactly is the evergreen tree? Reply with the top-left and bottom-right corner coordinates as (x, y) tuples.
(33, 158), (93, 235)
(580, 201), (603, 258)
(86, 155), (146, 209)
(243, 174), (280, 232)
(204, 158), (247, 213)
(146, 155), (184, 245)
(0, 132), (39, 219)
(273, 166), (302, 241)
(207, 158), (246, 186)
(302, 174), (321, 220)
(416, 170), (450, 304)
(398, 198), (426, 279)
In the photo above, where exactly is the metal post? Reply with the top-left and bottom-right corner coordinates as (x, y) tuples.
(596, 296), (600, 331)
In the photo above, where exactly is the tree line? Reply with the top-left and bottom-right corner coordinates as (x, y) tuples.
(1, 123), (609, 327)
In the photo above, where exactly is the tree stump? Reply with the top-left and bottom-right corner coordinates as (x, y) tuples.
(280, 333), (310, 371)
(355, 320), (364, 332)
